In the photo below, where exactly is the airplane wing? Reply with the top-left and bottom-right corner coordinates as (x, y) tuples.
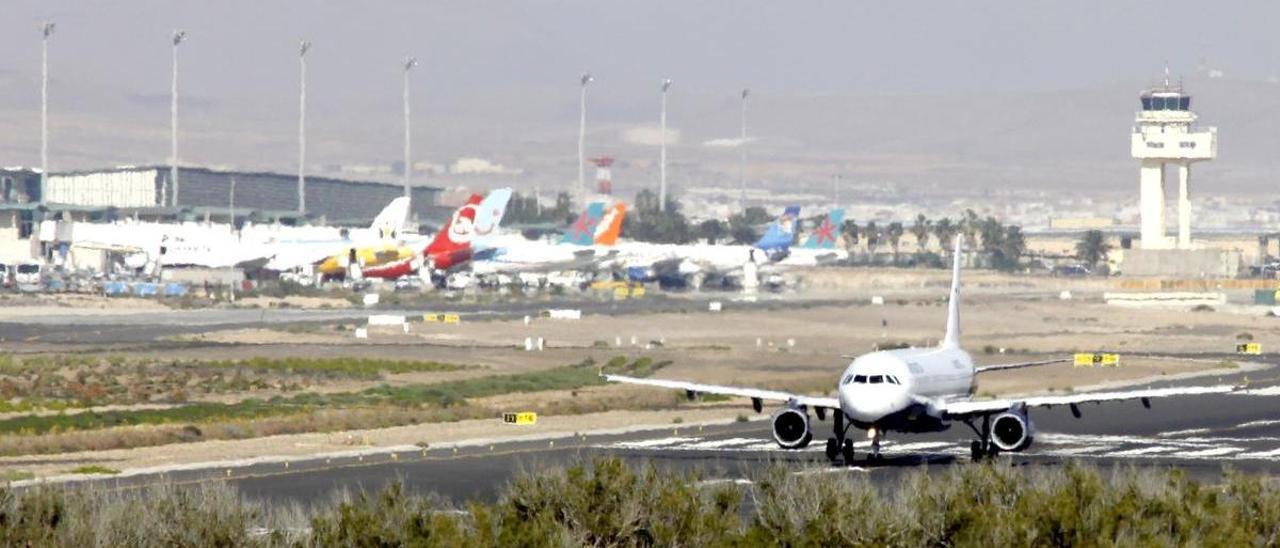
(940, 384), (1241, 419)
(603, 374), (840, 410)
(974, 358), (1069, 373)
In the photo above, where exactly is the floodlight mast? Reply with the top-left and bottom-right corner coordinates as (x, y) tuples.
(403, 57), (417, 199)
(577, 72), (593, 208)
(742, 87), (747, 204)
(170, 30), (186, 207)
(297, 40), (311, 214)
(40, 22), (54, 204)
(659, 79), (672, 212)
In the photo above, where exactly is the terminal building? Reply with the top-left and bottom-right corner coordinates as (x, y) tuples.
(0, 166), (444, 265)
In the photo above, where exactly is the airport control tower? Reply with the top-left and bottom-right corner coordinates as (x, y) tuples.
(1131, 77), (1217, 249)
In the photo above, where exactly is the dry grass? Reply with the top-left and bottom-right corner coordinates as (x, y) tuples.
(5, 459), (1279, 546)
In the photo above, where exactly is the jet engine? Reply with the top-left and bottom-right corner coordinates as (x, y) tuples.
(771, 407), (812, 449)
(990, 408), (1035, 451)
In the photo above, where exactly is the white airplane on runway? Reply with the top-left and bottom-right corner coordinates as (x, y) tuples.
(605, 236), (1241, 464)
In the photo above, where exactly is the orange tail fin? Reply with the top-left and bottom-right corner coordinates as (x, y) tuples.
(594, 203), (626, 246)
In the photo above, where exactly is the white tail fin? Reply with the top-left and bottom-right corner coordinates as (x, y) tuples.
(370, 197), (412, 237)
(942, 235), (963, 348)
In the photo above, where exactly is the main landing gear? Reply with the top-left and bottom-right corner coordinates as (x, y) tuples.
(964, 415), (1000, 462)
(824, 411), (856, 465)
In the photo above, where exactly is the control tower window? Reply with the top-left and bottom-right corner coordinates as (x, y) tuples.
(1179, 97), (1190, 110)
(1141, 97), (1153, 110)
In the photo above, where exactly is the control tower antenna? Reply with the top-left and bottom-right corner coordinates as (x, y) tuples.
(1131, 71), (1217, 250)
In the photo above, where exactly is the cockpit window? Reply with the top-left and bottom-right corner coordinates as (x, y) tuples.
(853, 375), (867, 383)
(842, 374), (853, 385)
(869, 375), (884, 384)
(886, 376), (899, 385)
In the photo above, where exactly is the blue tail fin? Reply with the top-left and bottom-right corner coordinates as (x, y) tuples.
(755, 206), (800, 250)
(473, 188), (513, 238)
(801, 209), (845, 249)
(560, 203), (606, 245)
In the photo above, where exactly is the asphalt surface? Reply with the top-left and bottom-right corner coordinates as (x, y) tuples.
(45, 363), (1280, 507)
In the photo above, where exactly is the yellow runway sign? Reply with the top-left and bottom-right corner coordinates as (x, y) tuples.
(502, 412), (537, 425)
(1073, 353), (1120, 367)
(1237, 343), (1262, 355)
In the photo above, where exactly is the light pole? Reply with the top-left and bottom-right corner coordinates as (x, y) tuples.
(170, 30), (186, 208)
(833, 173), (841, 205)
(578, 72), (592, 207)
(659, 79), (672, 212)
(402, 57), (417, 200)
(297, 40), (310, 214)
(739, 87), (749, 205)
(40, 22), (54, 204)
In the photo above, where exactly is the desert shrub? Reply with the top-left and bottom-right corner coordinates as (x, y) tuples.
(6, 460), (1280, 545)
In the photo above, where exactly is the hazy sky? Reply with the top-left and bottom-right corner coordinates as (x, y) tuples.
(3, 2), (1280, 191)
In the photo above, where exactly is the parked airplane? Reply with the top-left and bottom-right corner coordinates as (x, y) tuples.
(66, 197), (412, 273)
(470, 202), (625, 276)
(253, 197), (416, 275)
(606, 236), (1239, 464)
(358, 188), (512, 282)
(776, 209), (849, 266)
(607, 206), (812, 287)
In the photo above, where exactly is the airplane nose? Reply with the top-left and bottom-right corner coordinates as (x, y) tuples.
(839, 385), (905, 424)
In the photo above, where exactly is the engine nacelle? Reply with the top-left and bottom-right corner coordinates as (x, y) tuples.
(991, 408), (1035, 451)
(771, 407), (812, 449)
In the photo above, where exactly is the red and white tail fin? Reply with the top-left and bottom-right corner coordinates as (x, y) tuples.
(425, 194), (482, 257)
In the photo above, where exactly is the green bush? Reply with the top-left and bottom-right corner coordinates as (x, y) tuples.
(6, 460), (1280, 546)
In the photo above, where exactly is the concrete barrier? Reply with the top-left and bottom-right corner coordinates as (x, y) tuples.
(545, 309), (582, 320)
(1103, 291), (1226, 308)
(368, 315), (406, 327)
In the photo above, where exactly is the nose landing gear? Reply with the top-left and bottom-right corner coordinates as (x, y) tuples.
(868, 429), (884, 462)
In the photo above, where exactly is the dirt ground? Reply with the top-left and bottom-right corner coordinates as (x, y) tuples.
(6, 269), (1279, 478)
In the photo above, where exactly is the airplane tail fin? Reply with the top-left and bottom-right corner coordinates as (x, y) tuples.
(942, 235), (963, 348)
(473, 188), (512, 238)
(560, 203), (606, 246)
(370, 197), (412, 238)
(593, 203), (626, 246)
(801, 209), (845, 249)
(425, 194), (483, 256)
(755, 206), (801, 250)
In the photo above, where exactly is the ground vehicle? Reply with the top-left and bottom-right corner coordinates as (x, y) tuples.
(1051, 264), (1091, 277)
(14, 263), (42, 285)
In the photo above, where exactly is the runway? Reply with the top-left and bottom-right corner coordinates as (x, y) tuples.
(44, 365), (1280, 506)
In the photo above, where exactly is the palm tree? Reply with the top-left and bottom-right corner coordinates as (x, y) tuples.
(864, 221), (880, 259)
(697, 219), (726, 245)
(933, 218), (957, 258)
(1075, 230), (1112, 272)
(910, 214), (931, 254)
(886, 221), (905, 265)
(840, 219), (860, 251)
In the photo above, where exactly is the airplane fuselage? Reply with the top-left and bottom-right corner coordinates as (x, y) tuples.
(837, 345), (974, 433)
